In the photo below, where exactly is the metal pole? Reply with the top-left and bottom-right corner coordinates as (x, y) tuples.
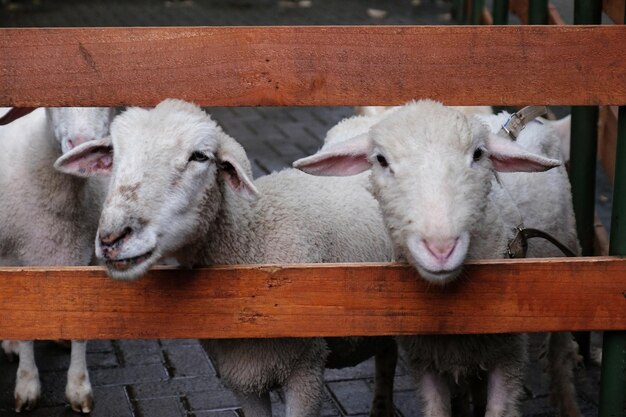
(492, 0), (509, 25)
(453, 0), (466, 24)
(470, 0), (485, 25)
(599, 4), (626, 415)
(528, 0), (548, 24)
(599, 109), (626, 417)
(570, 0), (602, 364)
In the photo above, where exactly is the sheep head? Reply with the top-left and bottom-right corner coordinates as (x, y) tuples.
(294, 100), (560, 284)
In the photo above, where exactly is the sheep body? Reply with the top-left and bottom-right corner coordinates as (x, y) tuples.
(68, 99), (394, 417)
(295, 101), (581, 417)
(0, 107), (112, 413)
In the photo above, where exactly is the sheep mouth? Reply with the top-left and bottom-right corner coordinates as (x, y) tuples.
(106, 251), (154, 271)
(417, 266), (462, 284)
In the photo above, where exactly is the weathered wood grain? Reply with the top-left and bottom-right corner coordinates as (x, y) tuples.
(1, 26), (625, 107)
(1, 257), (625, 340)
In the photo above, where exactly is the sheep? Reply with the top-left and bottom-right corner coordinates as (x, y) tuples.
(54, 98), (397, 417)
(0, 106), (114, 413)
(294, 100), (581, 417)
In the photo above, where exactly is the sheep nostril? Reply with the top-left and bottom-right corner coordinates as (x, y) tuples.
(99, 227), (133, 249)
(423, 238), (458, 264)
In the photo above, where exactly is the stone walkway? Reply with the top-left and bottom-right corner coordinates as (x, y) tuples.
(0, 1), (605, 416)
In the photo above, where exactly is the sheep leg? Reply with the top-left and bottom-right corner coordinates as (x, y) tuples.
(484, 367), (523, 417)
(546, 332), (582, 417)
(66, 340), (94, 413)
(14, 341), (41, 412)
(370, 339), (397, 417)
(237, 392), (271, 417)
(284, 365), (325, 417)
(419, 371), (452, 417)
(2, 340), (20, 362)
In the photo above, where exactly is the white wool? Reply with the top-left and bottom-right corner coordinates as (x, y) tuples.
(295, 101), (580, 417)
(94, 99), (395, 417)
(0, 107), (113, 413)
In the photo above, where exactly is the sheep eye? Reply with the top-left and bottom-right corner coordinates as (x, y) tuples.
(376, 154), (389, 168)
(472, 147), (484, 162)
(189, 151), (209, 162)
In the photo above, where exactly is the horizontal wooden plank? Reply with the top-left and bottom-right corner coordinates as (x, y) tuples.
(1, 26), (626, 107)
(1, 257), (625, 340)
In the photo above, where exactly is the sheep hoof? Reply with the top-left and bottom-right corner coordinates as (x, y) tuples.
(69, 394), (94, 414)
(14, 372), (41, 413)
(15, 397), (39, 413)
(66, 377), (94, 414)
(14, 394), (39, 413)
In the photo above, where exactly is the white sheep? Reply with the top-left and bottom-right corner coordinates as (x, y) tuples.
(0, 106), (114, 413)
(55, 99), (397, 417)
(294, 101), (581, 417)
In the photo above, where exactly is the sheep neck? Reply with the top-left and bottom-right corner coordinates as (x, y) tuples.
(178, 179), (257, 267)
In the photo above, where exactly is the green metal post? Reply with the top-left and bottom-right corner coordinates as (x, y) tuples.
(570, 0), (602, 364)
(453, 0), (466, 24)
(528, 0), (548, 24)
(470, 0), (485, 25)
(598, 4), (626, 416)
(599, 110), (626, 417)
(492, 0), (509, 25)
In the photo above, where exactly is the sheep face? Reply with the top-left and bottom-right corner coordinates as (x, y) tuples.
(366, 104), (488, 283)
(294, 101), (560, 285)
(46, 107), (115, 153)
(55, 100), (258, 280)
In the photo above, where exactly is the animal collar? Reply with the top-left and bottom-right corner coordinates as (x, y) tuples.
(499, 106), (547, 140)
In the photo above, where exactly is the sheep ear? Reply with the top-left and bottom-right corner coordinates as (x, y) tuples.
(54, 136), (113, 177)
(215, 137), (259, 202)
(486, 133), (562, 172)
(293, 133), (372, 176)
(0, 107), (37, 125)
(542, 115), (571, 162)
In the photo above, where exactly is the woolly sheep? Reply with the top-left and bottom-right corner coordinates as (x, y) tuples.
(0, 106), (114, 413)
(55, 99), (397, 417)
(294, 101), (581, 417)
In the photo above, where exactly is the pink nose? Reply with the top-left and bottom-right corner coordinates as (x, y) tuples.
(423, 238), (458, 264)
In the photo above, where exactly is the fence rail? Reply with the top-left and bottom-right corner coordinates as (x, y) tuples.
(1, 257), (626, 340)
(1, 26), (626, 107)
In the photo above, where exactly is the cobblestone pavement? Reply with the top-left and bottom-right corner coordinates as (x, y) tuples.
(0, 1), (606, 416)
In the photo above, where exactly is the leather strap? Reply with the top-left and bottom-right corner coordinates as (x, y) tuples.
(500, 106), (548, 140)
(507, 227), (577, 258)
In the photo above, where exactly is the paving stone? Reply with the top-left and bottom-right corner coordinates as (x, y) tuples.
(133, 396), (186, 417)
(326, 379), (372, 415)
(86, 340), (115, 353)
(117, 339), (164, 366)
(163, 344), (213, 378)
(131, 376), (223, 400)
(90, 363), (167, 386)
(90, 385), (135, 417)
(186, 389), (239, 411)
(194, 410), (241, 417)
(391, 390), (421, 417)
